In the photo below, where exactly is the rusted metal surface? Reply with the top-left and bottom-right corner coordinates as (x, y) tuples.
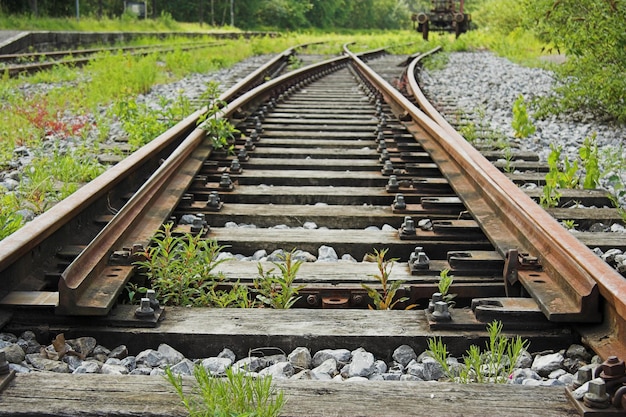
(0, 48), (302, 313)
(401, 50), (626, 359)
(57, 54), (351, 315)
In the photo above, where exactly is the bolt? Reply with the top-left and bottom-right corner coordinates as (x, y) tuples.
(600, 355), (625, 379)
(230, 158), (242, 173)
(393, 193), (407, 210)
(0, 351), (9, 375)
(351, 294), (364, 305)
(377, 130), (385, 142)
(135, 298), (155, 318)
(191, 217), (206, 234)
(245, 137), (255, 151)
(379, 149), (389, 163)
(432, 301), (451, 321)
(573, 365), (593, 389)
(131, 243), (144, 255)
(401, 216), (416, 236)
(250, 130), (259, 142)
(219, 173), (233, 189)
(254, 117), (263, 133)
(207, 191), (221, 209)
(428, 292), (443, 313)
(377, 139), (387, 153)
(306, 294), (318, 306)
(238, 147), (248, 160)
(146, 289), (160, 311)
(583, 378), (610, 409)
(382, 160), (394, 175)
(386, 175), (400, 192)
(410, 246), (430, 271)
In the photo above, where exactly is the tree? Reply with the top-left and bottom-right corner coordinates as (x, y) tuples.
(522, 0), (626, 121)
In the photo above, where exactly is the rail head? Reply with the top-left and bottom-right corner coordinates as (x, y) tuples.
(400, 50), (626, 358)
(342, 46), (610, 324)
(56, 53), (351, 315)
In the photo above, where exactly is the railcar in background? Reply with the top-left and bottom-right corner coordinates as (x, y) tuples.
(411, 0), (471, 40)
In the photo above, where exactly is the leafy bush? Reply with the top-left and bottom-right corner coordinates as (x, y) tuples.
(255, 250), (304, 309)
(522, 0), (626, 121)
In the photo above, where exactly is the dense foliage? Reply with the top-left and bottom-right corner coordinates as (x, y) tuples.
(522, 0), (626, 121)
(0, 0), (433, 29)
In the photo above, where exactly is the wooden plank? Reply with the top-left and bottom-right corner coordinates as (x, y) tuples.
(0, 373), (578, 417)
(180, 203), (464, 228)
(209, 228), (493, 260)
(214, 260), (502, 283)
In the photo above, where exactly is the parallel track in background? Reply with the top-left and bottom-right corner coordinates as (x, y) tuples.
(0, 45), (625, 417)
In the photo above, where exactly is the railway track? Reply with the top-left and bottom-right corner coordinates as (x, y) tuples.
(0, 40), (224, 77)
(1, 45), (626, 416)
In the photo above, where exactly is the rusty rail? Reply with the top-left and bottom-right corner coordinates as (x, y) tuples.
(0, 47), (300, 311)
(56, 54), (350, 315)
(395, 48), (625, 359)
(343, 46), (626, 361)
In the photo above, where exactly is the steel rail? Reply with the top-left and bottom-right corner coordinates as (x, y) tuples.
(347, 45), (599, 322)
(402, 52), (626, 359)
(0, 41), (214, 62)
(0, 47), (299, 308)
(344, 46), (607, 324)
(56, 54), (351, 315)
(1, 42), (224, 78)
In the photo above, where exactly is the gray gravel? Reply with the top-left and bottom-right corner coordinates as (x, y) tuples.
(420, 51), (626, 205)
(0, 331), (600, 388)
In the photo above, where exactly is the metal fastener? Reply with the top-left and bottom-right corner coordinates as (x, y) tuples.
(379, 149), (389, 163)
(238, 147), (249, 161)
(219, 173), (233, 190)
(401, 217), (416, 236)
(207, 191), (221, 209)
(377, 139), (387, 153)
(250, 130), (260, 142)
(382, 160), (394, 175)
(386, 175), (400, 192)
(245, 137), (255, 151)
(573, 365), (593, 389)
(306, 295), (318, 306)
(146, 289), (160, 311)
(599, 355), (625, 379)
(432, 301), (451, 321)
(135, 298), (155, 318)
(230, 158), (242, 174)
(583, 378), (610, 409)
(409, 246), (430, 271)
(393, 193), (407, 210)
(428, 292), (443, 313)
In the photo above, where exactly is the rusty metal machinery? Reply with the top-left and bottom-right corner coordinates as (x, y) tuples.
(411, 0), (471, 41)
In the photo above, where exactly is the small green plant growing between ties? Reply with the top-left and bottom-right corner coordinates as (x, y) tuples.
(511, 94), (536, 138)
(197, 81), (238, 152)
(437, 268), (456, 307)
(133, 223), (229, 307)
(255, 250), (304, 309)
(166, 366), (286, 417)
(362, 248), (417, 310)
(428, 320), (529, 384)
